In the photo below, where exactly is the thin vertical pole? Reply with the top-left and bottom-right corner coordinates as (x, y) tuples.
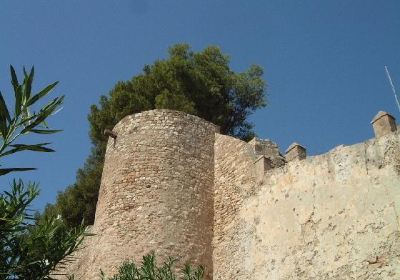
(384, 65), (400, 113)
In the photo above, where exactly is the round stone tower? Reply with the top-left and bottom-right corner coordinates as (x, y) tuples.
(88, 110), (216, 278)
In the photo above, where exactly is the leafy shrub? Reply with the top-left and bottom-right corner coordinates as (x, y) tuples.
(0, 66), (86, 279)
(100, 252), (204, 280)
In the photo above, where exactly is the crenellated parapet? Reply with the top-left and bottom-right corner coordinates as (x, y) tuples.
(214, 110), (400, 279)
(56, 109), (400, 280)
(251, 110), (399, 180)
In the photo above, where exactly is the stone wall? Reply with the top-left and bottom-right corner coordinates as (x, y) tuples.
(213, 135), (288, 279)
(57, 110), (217, 279)
(213, 134), (258, 279)
(213, 130), (400, 279)
(55, 109), (400, 280)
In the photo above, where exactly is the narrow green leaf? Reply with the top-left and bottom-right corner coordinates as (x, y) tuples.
(31, 129), (62, 134)
(15, 87), (23, 115)
(27, 81), (59, 106)
(0, 91), (11, 122)
(11, 143), (54, 152)
(23, 66), (35, 101)
(10, 65), (19, 90)
(0, 167), (36, 176)
(0, 143), (54, 157)
(10, 66), (23, 116)
(0, 91), (10, 137)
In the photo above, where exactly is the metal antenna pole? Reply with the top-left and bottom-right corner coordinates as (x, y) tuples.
(384, 65), (400, 113)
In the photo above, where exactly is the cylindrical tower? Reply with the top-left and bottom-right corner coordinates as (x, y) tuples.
(87, 110), (216, 279)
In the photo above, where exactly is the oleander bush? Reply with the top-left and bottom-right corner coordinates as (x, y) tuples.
(0, 66), (86, 279)
(99, 252), (204, 280)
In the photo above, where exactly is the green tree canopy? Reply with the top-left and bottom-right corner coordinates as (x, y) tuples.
(43, 44), (267, 228)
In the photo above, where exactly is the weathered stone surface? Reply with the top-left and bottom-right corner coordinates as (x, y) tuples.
(248, 137), (286, 168)
(254, 156), (273, 181)
(213, 130), (400, 279)
(285, 142), (306, 162)
(56, 110), (400, 280)
(56, 110), (216, 279)
(213, 134), (258, 280)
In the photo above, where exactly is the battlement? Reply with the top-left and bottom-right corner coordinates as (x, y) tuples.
(214, 110), (400, 279)
(56, 109), (400, 280)
(250, 110), (398, 181)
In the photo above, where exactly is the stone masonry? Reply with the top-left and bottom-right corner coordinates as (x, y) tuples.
(56, 110), (216, 279)
(56, 109), (400, 279)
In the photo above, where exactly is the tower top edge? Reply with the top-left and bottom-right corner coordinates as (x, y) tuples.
(114, 109), (219, 131)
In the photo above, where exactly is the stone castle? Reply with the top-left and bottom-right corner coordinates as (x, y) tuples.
(57, 109), (400, 279)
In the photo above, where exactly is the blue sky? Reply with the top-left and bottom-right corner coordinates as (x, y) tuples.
(1, 0), (399, 211)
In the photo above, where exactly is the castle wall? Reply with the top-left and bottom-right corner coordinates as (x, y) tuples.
(55, 110), (400, 280)
(213, 131), (400, 279)
(213, 134), (258, 279)
(61, 110), (217, 279)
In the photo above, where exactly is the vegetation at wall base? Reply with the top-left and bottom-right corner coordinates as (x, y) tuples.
(42, 43), (267, 229)
(0, 66), (86, 279)
(97, 252), (204, 280)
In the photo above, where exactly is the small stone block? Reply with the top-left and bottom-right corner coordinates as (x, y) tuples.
(254, 155), (273, 180)
(371, 111), (397, 138)
(285, 142), (306, 162)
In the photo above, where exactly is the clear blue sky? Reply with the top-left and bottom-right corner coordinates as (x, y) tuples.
(1, 0), (399, 211)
